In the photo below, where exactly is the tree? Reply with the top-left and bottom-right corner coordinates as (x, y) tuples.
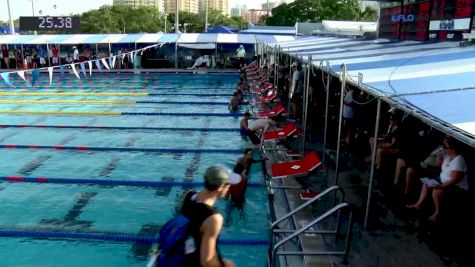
(265, 0), (377, 26)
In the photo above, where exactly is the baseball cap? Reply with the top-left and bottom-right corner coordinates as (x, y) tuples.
(204, 165), (241, 186)
(291, 62), (298, 67)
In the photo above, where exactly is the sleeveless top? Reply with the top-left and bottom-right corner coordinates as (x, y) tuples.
(181, 191), (223, 267)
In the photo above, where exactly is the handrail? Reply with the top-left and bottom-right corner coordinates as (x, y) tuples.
(271, 185), (343, 229)
(270, 203), (352, 267)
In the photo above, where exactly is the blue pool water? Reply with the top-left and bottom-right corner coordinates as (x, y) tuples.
(0, 73), (269, 266)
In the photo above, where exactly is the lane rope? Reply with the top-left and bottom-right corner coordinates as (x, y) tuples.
(0, 124), (239, 132)
(0, 92), (232, 97)
(0, 176), (265, 187)
(0, 144), (242, 154)
(0, 229), (268, 246)
(0, 110), (242, 116)
(0, 100), (230, 105)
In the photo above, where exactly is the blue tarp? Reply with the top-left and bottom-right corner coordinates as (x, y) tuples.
(205, 25), (238, 34)
(275, 36), (475, 144)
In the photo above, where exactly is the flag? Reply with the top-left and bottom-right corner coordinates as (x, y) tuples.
(95, 60), (102, 72)
(70, 64), (80, 79)
(48, 67), (54, 85)
(79, 62), (87, 77)
(17, 70), (26, 82)
(88, 61), (93, 76)
(31, 69), (41, 86)
(0, 72), (13, 87)
(111, 56), (117, 69)
(101, 58), (110, 70)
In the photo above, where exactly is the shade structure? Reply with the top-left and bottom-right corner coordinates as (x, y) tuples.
(270, 36), (475, 146)
(0, 33), (297, 45)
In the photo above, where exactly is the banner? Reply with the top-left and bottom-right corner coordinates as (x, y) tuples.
(70, 64), (80, 79)
(101, 58), (110, 70)
(88, 61), (93, 76)
(79, 62), (87, 77)
(48, 67), (54, 85)
(0, 73), (13, 87)
(17, 70), (26, 82)
(108, 56), (112, 69)
(31, 69), (40, 86)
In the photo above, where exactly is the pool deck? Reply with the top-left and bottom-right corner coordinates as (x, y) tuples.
(264, 138), (449, 267)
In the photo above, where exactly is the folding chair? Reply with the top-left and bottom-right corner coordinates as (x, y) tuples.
(256, 104), (287, 118)
(270, 151), (323, 179)
(262, 123), (297, 142)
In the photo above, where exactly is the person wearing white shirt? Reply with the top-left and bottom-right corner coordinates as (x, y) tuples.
(407, 138), (469, 221)
(72, 46), (79, 63)
(249, 118), (275, 133)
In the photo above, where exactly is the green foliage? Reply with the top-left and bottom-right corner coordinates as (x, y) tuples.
(76, 5), (246, 34)
(266, 0), (378, 26)
(80, 5), (163, 33)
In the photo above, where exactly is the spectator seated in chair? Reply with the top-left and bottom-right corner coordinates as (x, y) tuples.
(406, 138), (470, 221)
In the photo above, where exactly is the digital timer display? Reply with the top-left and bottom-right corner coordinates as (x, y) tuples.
(378, 0), (475, 41)
(19, 16), (80, 31)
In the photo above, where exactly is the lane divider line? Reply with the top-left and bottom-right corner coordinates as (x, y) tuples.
(0, 176), (265, 187)
(0, 144), (242, 154)
(0, 229), (269, 246)
(0, 124), (240, 132)
(0, 110), (242, 116)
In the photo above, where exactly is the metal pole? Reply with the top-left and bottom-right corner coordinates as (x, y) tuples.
(364, 99), (381, 229)
(174, 38), (178, 69)
(301, 55), (311, 155)
(266, 0), (270, 17)
(7, 0), (15, 35)
(164, 14), (168, 33)
(31, 0), (37, 35)
(334, 64), (347, 186)
(175, 0), (180, 33)
(205, 0), (208, 31)
(322, 61), (331, 167)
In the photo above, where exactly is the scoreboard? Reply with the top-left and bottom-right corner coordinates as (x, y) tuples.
(378, 0), (475, 41)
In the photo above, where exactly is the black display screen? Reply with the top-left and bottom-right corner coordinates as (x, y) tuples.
(428, 0), (475, 41)
(20, 16), (80, 31)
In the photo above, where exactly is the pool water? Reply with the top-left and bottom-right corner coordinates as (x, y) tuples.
(0, 73), (269, 266)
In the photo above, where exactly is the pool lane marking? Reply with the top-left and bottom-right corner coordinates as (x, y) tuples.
(0, 176), (265, 187)
(0, 110), (242, 116)
(0, 100), (230, 105)
(0, 124), (239, 132)
(0, 144), (242, 154)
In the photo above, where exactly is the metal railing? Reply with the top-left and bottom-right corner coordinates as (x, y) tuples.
(268, 186), (353, 267)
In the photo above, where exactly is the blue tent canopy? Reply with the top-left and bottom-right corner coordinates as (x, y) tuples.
(205, 25), (238, 34)
(273, 36), (475, 146)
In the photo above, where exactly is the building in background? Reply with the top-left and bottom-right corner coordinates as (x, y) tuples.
(198, 0), (229, 16)
(231, 5), (247, 17)
(114, 0), (164, 12)
(165, 0), (199, 13)
(262, 2), (277, 11)
(243, 9), (267, 24)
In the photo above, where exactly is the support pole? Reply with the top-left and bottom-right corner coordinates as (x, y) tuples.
(364, 99), (381, 229)
(7, 0), (15, 35)
(301, 55), (312, 155)
(175, 0), (180, 33)
(334, 64), (347, 186)
(322, 61), (331, 166)
(205, 0), (208, 31)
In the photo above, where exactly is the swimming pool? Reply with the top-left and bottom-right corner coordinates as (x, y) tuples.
(0, 73), (269, 266)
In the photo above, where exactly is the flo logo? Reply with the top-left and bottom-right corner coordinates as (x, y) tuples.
(391, 14), (415, 22)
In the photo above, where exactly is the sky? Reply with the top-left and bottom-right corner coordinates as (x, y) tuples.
(0, 0), (266, 22)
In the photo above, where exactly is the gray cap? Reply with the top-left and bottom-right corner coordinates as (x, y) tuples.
(204, 165), (241, 186)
